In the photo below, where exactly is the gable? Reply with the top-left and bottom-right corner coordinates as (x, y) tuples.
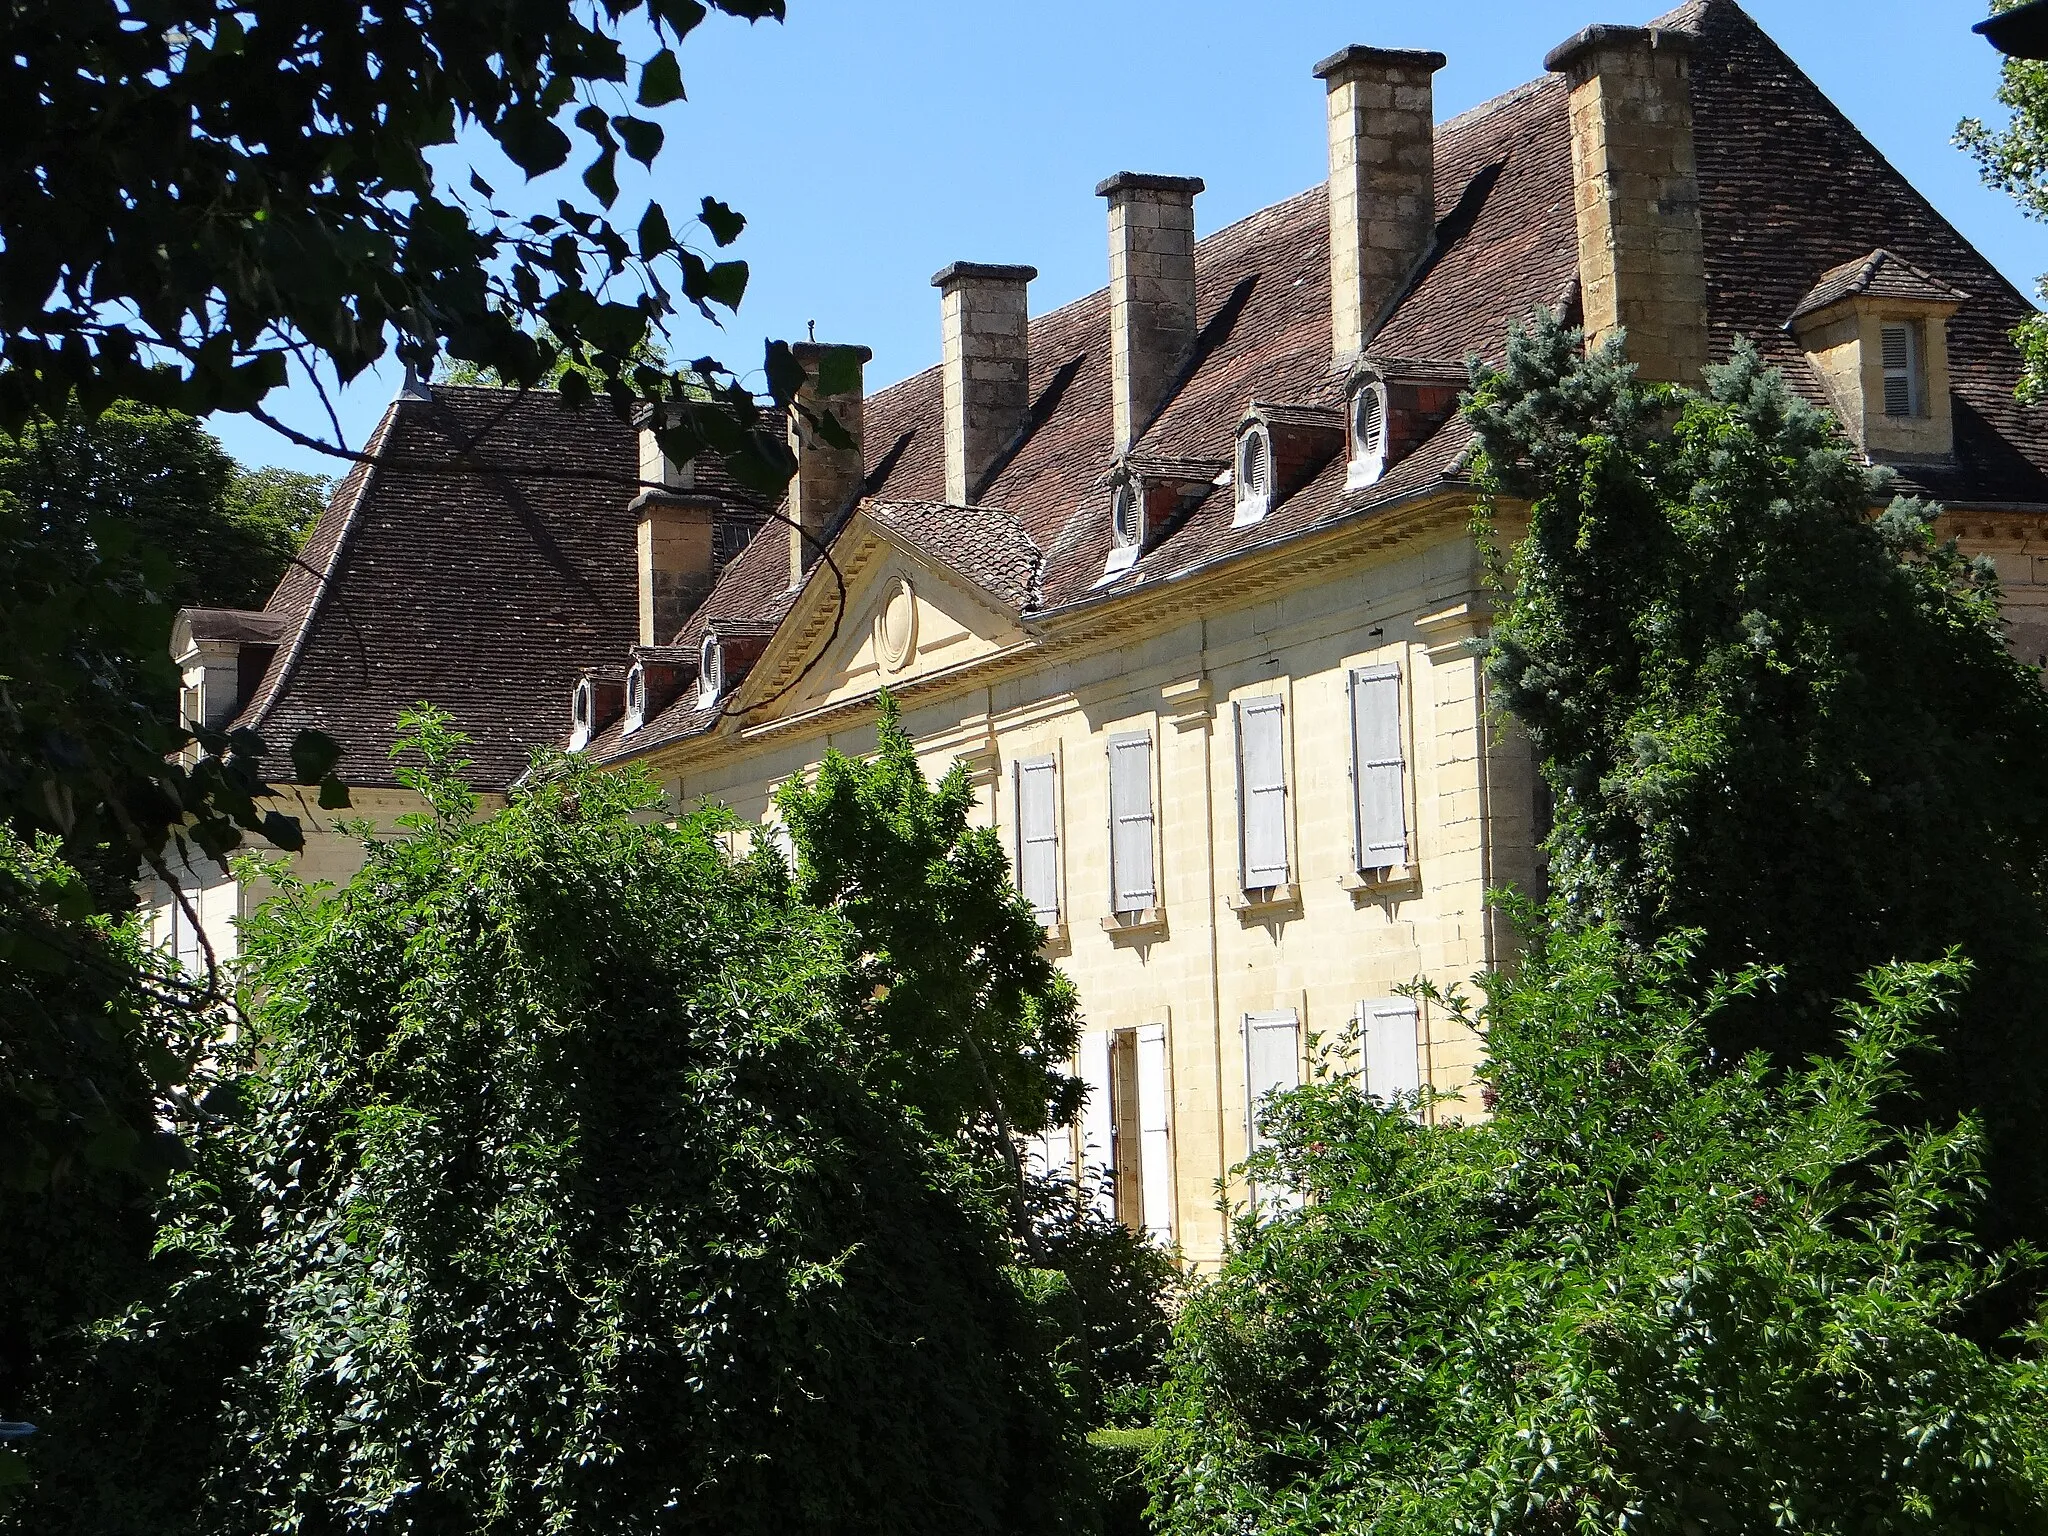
(750, 524), (1032, 721)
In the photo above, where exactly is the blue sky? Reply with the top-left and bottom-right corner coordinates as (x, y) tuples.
(213, 0), (2041, 478)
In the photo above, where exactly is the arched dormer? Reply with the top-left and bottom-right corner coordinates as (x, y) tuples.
(1348, 377), (1389, 489)
(1229, 403), (1346, 529)
(568, 670), (625, 752)
(698, 631), (724, 708)
(1096, 456), (1228, 582)
(1234, 421), (1274, 525)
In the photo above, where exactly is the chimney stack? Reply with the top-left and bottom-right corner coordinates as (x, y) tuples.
(1314, 46), (1447, 369)
(633, 494), (716, 647)
(932, 262), (1037, 504)
(786, 341), (870, 589)
(1545, 25), (1708, 384)
(1097, 172), (1204, 452)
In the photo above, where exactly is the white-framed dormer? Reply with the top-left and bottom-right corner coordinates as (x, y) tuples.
(568, 674), (602, 752)
(623, 660), (649, 735)
(1232, 421), (1274, 527)
(1347, 376), (1390, 490)
(697, 631), (724, 708)
(1104, 480), (1145, 576)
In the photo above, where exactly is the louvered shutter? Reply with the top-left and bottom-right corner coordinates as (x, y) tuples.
(1243, 1010), (1301, 1151)
(1014, 756), (1060, 924)
(1236, 697), (1289, 888)
(1079, 1030), (1115, 1220)
(1029, 1124), (1075, 1186)
(1358, 997), (1422, 1102)
(1349, 664), (1408, 871)
(1108, 732), (1156, 913)
(1882, 323), (1917, 416)
(1135, 1023), (1173, 1242)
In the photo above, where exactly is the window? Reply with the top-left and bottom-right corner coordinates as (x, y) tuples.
(1234, 425), (1273, 525)
(1881, 322), (1921, 417)
(623, 663), (647, 734)
(1080, 1025), (1173, 1239)
(1014, 754), (1060, 925)
(1348, 380), (1389, 488)
(569, 676), (596, 752)
(1235, 696), (1289, 890)
(168, 873), (205, 978)
(761, 815), (796, 867)
(698, 633), (723, 706)
(1243, 1008), (1301, 1213)
(1357, 997), (1422, 1103)
(1348, 664), (1408, 871)
(1107, 732), (1157, 915)
(1112, 482), (1143, 549)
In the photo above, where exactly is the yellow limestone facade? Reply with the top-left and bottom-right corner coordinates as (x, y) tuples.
(625, 497), (1541, 1267)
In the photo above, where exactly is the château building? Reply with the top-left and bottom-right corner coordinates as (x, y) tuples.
(153, 0), (2048, 1265)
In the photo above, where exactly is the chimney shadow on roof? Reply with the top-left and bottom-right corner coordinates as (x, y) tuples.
(972, 351), (1088, 501)
(1375, 160), (1507, 338)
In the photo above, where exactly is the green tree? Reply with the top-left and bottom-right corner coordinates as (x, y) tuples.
(436, 322), (671, 390)
(1465, 314), (2048, 1253)
(1152, 914), (2048, 1536)
(775, 697), (1083, 1220)
(9, 715), (1085, 1535)
(1958, 1), (2048, 401)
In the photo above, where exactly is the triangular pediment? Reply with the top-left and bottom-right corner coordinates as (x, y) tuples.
(732, 513), (1033, 723)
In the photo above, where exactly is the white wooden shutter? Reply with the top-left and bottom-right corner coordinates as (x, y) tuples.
(1135, 1023), (1173, 1242)
(1079, 1030), (1115, 1220)
(1029, 1124), (1075, 1186)
(1014, 755), (1060, 924)
(1108, 732), (1156, 913)
(1349, 664), (1408, 871)
(1881, 323), (1918, 416)
(1243, 1009), (1301, 1151)
(1358, 997), (1422, 1102)
(1236, 697), (1289, 889)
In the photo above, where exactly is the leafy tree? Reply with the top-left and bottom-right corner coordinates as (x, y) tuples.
(1151, 913), (2048, 1536)
(1958, 1), (2048, 401)
(7, 713), (1083, 1535)
(436, 322), (671, 390)
(0, 1), (806, 488)
(1465, 314), (2048, 1253)
(775, 696), (1084, 1238)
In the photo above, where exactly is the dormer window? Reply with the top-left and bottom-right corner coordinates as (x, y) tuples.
(1881, 322), (1921, 417)
(698, 633), (723, 707)
(1347, 380), (1389, 489)
(1787, 250), (1966, 462)
(1233, 426), (1273, 527)
(1102, 481), (1145, 577)
(623, 663), (648, 735)
(569, 676), (597, 752)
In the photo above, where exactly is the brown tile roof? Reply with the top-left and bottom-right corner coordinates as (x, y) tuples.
(1788, 248), (1972, 323)
(178, 608), (286, 646)
(602, 0), (2048, 759)
(235, 387), (718, 790)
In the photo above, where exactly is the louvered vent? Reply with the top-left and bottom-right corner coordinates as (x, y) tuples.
(1881, 323), (1917, 417)
(1242, 430), (1269, 497)
(1353, 385), (1384, 455)
(1112, 483), (1143, 548)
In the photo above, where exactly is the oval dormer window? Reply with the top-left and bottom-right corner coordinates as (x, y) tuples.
(698, 633), (723, 707)
(1112, 482), (1143, 549)
(623, 663), (647, 735)
(569, 676), (595, 752)
(1234, 426), (1273, 526)
(1349, 382), (1389, 489)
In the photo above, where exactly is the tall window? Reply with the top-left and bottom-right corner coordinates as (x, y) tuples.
(1112, 482), (1143, 548)
(1357, 997), (1422, 1103)
(1013, 755), (1060, 926)
(1080, 1024), (1173, 1241)
(698, 633), (723, 706)
(1243, 1008), (1301, 1212)
(1881, 321), (1921, 417)
(1348, 664), (1408, 872)
(1235, 696), (1289, 890)
(1107, 732), (1157, 915)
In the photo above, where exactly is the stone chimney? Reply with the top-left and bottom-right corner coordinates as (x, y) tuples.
(1545, 24), (1708, 384)
(1314, 45), (1447, 369)
(633, 492), (716, 647)
(786, 341), (870, 588)
(932, 261), (1037, 504)
(1097, 172), (1204, 451)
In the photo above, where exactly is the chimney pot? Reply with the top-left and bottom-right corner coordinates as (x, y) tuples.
(1098, 172), (1205, 452)
(1316, 44), (1446, 369)
(1546, 25), (1707, 383)
(786, 341), (870, 589)
(932, 262), (1038, 503)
